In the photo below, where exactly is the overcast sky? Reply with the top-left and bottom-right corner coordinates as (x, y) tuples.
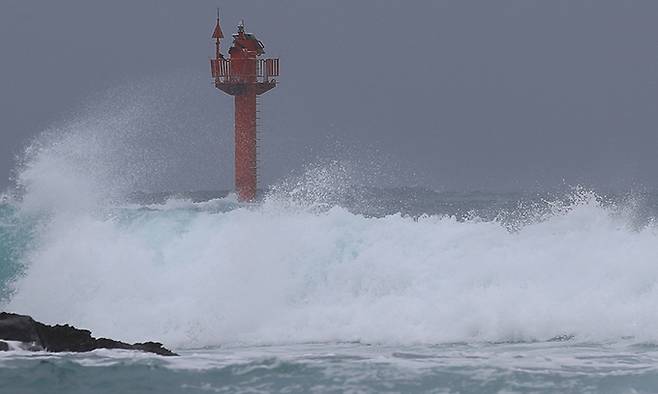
(1, 0), (657, 192)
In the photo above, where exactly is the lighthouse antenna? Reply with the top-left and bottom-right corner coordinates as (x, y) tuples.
(212, 8), (224, 59)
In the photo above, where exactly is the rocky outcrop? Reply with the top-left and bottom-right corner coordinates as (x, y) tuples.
(0, 312), (177, 356)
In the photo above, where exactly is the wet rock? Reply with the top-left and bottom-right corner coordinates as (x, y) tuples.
(0, 312), (177, 356)
(0, 313), (41, 343)
(547, 334), (575, 342)
(94, 338), (177, 357)
(0, 341), (8, 351)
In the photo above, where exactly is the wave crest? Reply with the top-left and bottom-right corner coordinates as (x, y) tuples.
(3, 189), (658, 348)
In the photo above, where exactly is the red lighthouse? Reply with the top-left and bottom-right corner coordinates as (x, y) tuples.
(210, 14), (279, 201)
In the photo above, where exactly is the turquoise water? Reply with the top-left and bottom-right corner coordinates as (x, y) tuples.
(0, 203), (37, 303)
(3, 342), (658, 393)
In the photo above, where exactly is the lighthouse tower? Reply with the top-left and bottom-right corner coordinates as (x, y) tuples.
(210, 14), (279, 201)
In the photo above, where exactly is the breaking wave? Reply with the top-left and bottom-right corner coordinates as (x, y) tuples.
(4, 184), (658, 348)
(2, 86), (658, 349)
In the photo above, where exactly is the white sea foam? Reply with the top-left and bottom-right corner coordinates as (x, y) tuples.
(5, 83), (658, 350)
(5, 187), (658, 348)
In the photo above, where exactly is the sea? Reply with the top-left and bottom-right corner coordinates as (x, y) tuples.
(3, 93), (658, 393)
(3, 182), (658, 393)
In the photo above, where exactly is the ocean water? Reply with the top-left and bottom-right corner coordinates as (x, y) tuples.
(3, 186), (658, 393)
(3, 92), (658, 393)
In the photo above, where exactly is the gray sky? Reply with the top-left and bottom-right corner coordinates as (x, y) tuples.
(1, 0), (658, 192)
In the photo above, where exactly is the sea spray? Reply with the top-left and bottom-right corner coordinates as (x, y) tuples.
(3, 187), (658, 348)
(11, 75), (235, 217)
(3, 81), (658, 351)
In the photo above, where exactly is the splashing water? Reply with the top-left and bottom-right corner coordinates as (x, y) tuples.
(3, 85), (658, 393)
(4, 166), (658, 348)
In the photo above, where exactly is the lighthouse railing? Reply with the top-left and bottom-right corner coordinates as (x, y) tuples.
(211, 58), (279, 83)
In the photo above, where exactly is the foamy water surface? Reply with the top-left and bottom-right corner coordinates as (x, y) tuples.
(2, 85), (658, 393)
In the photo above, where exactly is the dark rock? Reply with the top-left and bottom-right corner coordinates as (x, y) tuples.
(95, 337), (135, 352)
(0, 312), (41, 343)
(132, 342), (177, 357)
(0, 312), (177, 356)
(547, 334), (575, 342)
(95, 338), (177, 356)
(37, 324), (97, 353)
(0, 340), (8, 351)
